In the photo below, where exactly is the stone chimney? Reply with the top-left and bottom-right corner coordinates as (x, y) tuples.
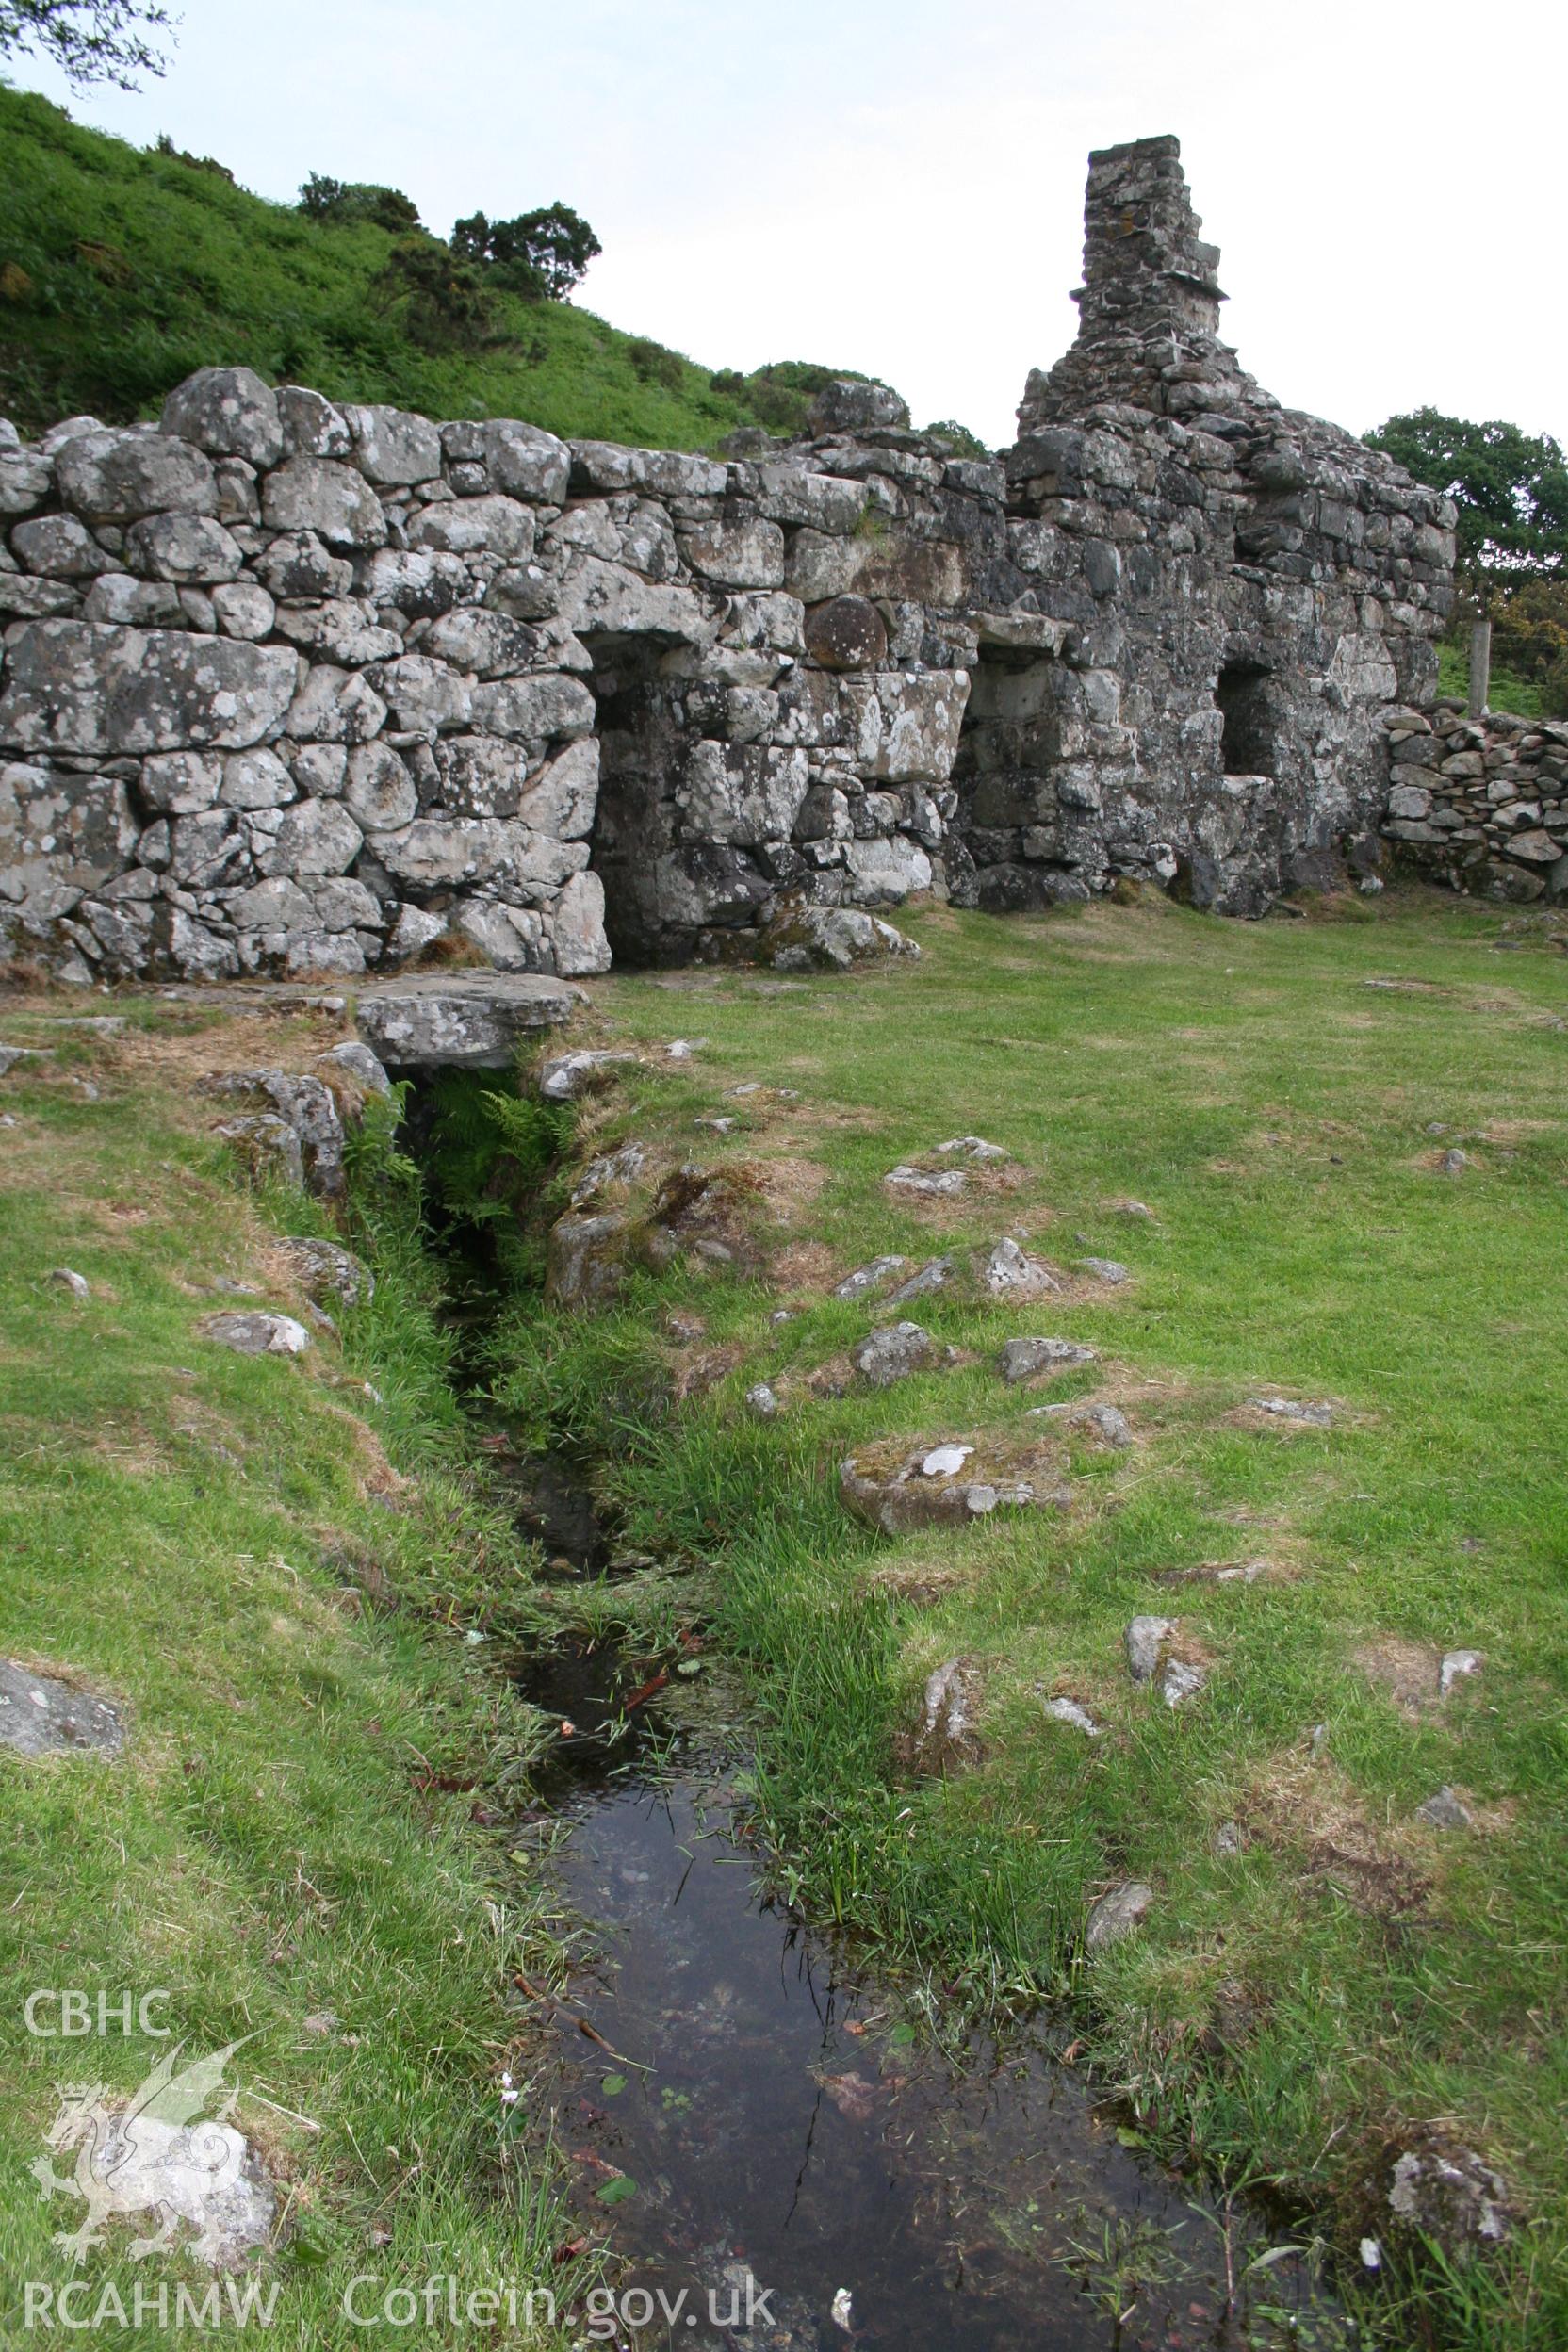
(1017, 134), (1252, 433)
(1073, 135), (1225, 344)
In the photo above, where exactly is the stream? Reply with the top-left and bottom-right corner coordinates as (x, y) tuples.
(411, 1094), (1350, 2352)
(503, 1465), (1348, 2352)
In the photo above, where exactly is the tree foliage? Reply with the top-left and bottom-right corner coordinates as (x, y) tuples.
(298, 175), (422, 235)
(450, 204), (600, 301)
(372, 238), (496, 352)
(0, 0), (172, 88)
(1366, 408), (1568, 576)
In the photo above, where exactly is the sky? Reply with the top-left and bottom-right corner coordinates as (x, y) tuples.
(10, 0), (1565, 451)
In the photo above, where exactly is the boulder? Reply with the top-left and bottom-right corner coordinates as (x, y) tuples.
(160, 368), (284, 468)
(549, 870), (612, 975)
(354, 971), (577, 1068)
(538, 1048), (641, 1102)
(676, 742), (811, 848)
(803, 595), (888, 672)
(0, 1659), (124, 1756)
(545, 1209), (629, 1308)
(213, 1112), (303, 1188)
(261, 456), (388, 549)
(275, 1235), (373, 1307)
(998, 1336), (1097, 1384)
(981, 1237), (1061, 1298)
(199, 1310), (313, 1356)
(341, 403), (442, 486)
(885, 1255), (956, 1305)
(834, 1255), (907, 1301)
(277, 385), (352, 459)
(55, 428), (217, 522)
(850, 1320), (936, 1388)
(760, 903), (920, 972)
(906, 1659), (980, 1775)
(840, 1431), (1071, 1534)
(1388, 2141), (1509, 2250)
(885, 1164), (966, 1198)
(204, 1069), (346, 1197)
(465, 417), (571, 504)
(1249, 1395), (1333, 1427)
(315, 1040), (391, 1098)
(410, 493), (534, 560)
(807, 379), (911, 433)
(1085, 1881), (1153, 1952)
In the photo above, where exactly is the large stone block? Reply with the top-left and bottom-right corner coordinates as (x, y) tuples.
(354, 971), (577, 1067)
(468, 672), (596, 743)
(461, 418), (571, 504)
(549, 868), (611, 974)
(409, 494), (534, 560)
(675, 742), (811, 847)
(851, 672), (971, 783)
(556, 555), (716, 645)
(55, 429), (217, 523)
(160, 368), (284, 469)
(679, 516), (786, 589)
(0, 760), (139, 916)
(0, 623), (298, 756)
(261, 457), (388, 549)
(844, 833), (934, 904)
(341, 404), (443, 486)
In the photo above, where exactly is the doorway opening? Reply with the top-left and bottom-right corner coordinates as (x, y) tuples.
(1216, 661), (1276, 777)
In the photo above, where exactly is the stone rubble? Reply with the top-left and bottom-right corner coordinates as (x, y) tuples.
(850, 1319), (937, 1388)
(998, 1335), (1097, 1384)
(1085, 1881), (1154, 1952)
(1042, 1695), (1103, 1738)
(980, 1236), (1062, 1297)
(833, 1254), (907, 1301)
(199, 1309), (313, 1355)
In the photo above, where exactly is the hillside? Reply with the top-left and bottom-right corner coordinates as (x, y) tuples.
(0, 84), (852, 448)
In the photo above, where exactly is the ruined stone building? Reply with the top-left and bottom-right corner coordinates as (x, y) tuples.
(0, 136), (1457, 982)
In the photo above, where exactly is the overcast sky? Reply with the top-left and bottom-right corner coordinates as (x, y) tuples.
(11, 0), (1564, 450)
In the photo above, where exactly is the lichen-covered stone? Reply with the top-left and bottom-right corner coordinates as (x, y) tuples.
(0, 624), (297, 756)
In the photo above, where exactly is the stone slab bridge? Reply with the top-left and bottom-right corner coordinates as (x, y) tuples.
(0, 135), (1457, 987)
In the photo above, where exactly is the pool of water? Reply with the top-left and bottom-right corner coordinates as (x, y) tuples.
(531, 1749), (1348, 2352)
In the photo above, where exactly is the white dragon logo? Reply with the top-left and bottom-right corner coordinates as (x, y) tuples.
(31, 2038), (273, 2268)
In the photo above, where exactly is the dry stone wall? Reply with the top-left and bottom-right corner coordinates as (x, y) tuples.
(1381, 704), (1568, 900)
(0, 138), (1461, 982)
(0, 370), (987, 983)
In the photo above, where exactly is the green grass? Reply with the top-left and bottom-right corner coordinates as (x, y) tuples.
(0, 83), (835, 445)
(489, 886), (1568, 2348)
(0, 1002), (581, 2344)
(1436, 639), (1544, 718)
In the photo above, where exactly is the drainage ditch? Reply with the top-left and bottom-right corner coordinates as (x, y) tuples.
(403, 1078), (1349, 2352)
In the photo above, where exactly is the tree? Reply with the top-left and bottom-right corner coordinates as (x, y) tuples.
(450, 204), (600, 301)
(298, 175), (422, 235)
(0, 0), (173, 89)
(372, 237), (495, 352)
(1366, 409), (1568, 576)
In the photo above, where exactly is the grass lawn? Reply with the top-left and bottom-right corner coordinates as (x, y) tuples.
(491, 884), (1568, 2348)
(0, 1002), (579, 2345)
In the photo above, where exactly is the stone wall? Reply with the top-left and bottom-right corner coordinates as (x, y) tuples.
(1381, 703), (1568, 901)
(0, 372), (986, 982)
(949, 136), (1455, 918)
(0, 137), (1460, 983)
